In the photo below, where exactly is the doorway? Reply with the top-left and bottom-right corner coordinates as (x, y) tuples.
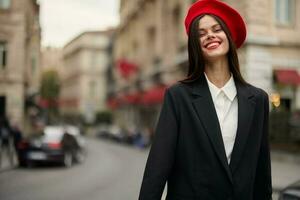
(0, 96), (6, 118)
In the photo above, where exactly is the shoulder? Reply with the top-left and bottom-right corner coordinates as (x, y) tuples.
(161, 82), (194, 110)
(166, 81), (193, 97)
(164, 82), (195, 106)
(245, 83), (269, 103)
(247, 84), (268, 97)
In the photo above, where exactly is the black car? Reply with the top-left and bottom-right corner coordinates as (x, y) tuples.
(17, 125), (86, 167)
(279, 180), (300, 200)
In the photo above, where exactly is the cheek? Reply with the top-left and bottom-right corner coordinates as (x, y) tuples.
(222, 35), (230, 49)
(223, 40), (230, 52)
(198, 38), (205, 50)
(198, 38), (202, 46)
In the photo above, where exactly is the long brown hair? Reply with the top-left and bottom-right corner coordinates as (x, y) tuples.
(180, 14), (247, 85)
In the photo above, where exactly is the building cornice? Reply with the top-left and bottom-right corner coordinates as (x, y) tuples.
(63, 30), (115, 49)
(246, 34), (300, 48)
(63, 45), (109, 59)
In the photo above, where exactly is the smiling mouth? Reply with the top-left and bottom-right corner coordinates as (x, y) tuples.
(205, 41), (221, 49)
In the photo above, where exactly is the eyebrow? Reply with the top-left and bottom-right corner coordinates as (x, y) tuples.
(198, 24), (221, 31)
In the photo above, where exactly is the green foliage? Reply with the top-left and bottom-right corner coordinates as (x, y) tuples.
(39, 70), (61, 124)
(40, 70), (60, 100)
(95, 111), (113, 124)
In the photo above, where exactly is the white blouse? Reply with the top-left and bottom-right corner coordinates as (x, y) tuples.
(204, 73), (238, 164)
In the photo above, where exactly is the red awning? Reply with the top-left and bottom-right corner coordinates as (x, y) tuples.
(274, 69), (300, 85)
(107, 93), (140, 109)
(107, 85), (168, 108)
(58, 98), (79, 107)
(141, 85), (168, 105)
(107, 98), (119, 109)
(38, 98), (59, 108)
(119, 93), (140, 104)
(117, 59), (138, 78)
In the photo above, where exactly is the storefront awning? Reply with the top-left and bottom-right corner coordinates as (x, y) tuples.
(107, 93), (141, 109)
(107, 98), (119, 109)
(120, 93), (140, 104)
(274, 69), (300, 85)
(117, 59), (138, 79)
(107, 85), (168, 108)
(141, 85), (167, 105)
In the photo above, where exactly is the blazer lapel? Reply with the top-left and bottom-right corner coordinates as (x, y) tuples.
(191, 74), (233, 184)
(229, 82), (256, 174)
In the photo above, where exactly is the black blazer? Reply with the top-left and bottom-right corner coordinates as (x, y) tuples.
(139, 74), (272, 200)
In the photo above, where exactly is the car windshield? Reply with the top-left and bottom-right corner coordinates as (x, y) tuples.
(43, 126), (64, 142)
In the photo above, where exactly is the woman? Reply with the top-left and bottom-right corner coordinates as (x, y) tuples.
(139, 0), (272, 200)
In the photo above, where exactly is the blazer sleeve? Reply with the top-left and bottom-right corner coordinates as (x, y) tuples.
(253, 92), (273, 200)
(138, 89), (179, 200)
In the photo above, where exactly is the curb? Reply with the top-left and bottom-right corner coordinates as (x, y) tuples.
(271, 150), (300, 164)
(0, 165), (17, 173)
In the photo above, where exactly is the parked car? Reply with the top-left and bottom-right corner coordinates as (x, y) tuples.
(96, 124), (127, 142)
(96, 124), (150, 148)
(279, 180), (300, 200)
(17, 125), (86, 168)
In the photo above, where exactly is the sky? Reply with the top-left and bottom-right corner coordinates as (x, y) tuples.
(38, 0), (120, 47)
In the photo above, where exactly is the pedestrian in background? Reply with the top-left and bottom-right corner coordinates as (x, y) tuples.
(139, 0), (272, 199)
(0, 116), (14, 167)
(10, 122), (23, 165)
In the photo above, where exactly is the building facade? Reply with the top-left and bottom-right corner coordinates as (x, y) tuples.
(41, 47), (64, 73)
(112, 0), (300, 135)
(0, 0), (41, 128)
(61, 31), (113, 124)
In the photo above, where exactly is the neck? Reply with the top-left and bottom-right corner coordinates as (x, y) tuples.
(204, 57), (231, 88)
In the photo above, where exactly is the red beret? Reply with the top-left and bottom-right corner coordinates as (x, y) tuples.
(184, 0), (247, 48)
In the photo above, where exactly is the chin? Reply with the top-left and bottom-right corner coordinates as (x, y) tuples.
(204, 51), (227, 60)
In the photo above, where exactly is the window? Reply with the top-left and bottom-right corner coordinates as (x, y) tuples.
(0, 0), (10, 9)
(275, 0), (295, 25)
(173, 5), (181, 43)
(147, 26), (156, 62)
(0, 42), (7, 69)
(89, 80), (96, 98)
(31, 56), (37, 74)
(90, 52), (97, 69)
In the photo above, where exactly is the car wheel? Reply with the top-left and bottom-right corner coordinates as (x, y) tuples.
(27, 161), (35, 168)
(63, 152), (72, 167)
(18, 161), (27, 167)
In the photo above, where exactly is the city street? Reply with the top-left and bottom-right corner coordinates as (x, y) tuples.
(0, 138), (148, 200)
(0, 136), (300, 200)
(1, 0), (300, 199)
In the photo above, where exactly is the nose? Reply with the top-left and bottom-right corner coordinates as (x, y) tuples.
(206, 32), (215, 39)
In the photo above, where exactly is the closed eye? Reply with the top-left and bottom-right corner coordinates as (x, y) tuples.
(198, 32), (206, 37)
(213, 28), (223, 32)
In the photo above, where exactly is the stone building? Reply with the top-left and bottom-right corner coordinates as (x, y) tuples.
(0, 0), (41, 128)
(41, 47), (64, 73)
(61, 30), (114, 124)
(111, 0), (194, 133)
(112, 0), (300, 134)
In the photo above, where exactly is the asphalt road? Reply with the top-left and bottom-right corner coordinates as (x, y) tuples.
(0, 138), (148, 200)
(1, 136), (298, 200)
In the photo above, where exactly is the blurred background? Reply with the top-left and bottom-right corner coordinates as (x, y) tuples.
(0, 0), (299, 199)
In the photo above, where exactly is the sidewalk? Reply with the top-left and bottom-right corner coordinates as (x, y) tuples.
(162, 150), (300, 200)
(0, 149), (18, 172)
(271, 150), (300, 191)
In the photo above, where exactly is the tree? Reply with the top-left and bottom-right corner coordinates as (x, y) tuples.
(40, 70), (60, 124)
